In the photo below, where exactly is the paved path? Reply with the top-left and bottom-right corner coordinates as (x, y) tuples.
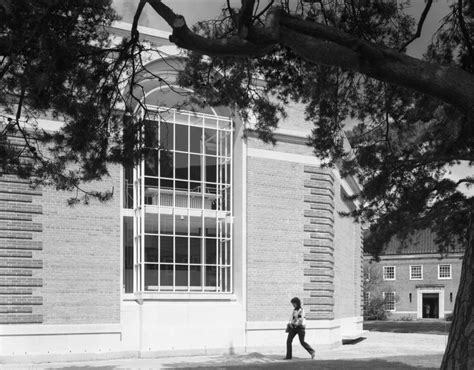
(1, 331), (448, 369)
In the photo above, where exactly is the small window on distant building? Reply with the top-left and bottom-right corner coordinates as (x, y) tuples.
(438, 264), (452, 279)
(410, 265), (423, 280)
(383, 266), (396, 280)
(363, 291), (370, 307)
(383, 292), (396, 311)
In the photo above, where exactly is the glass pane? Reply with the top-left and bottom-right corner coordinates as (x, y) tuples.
(175, 237), (188, 263)
(160, 264), (173, 287)
(175, 265), (188, 287)
(145, 150), (159, 177)
(145, 213), (158, 234)
(205, 266), (217, 287)
(219, 162), (231, 184)
(189, 183), (202, 209)
(222, 267), (231, 292)
(144, 181), (158, 206)
(175, 152), (188, 180)
(190, 126), (202, 154)
(160, 236), (173, 263)
(144, 120), (158, 148)
(159, 121), (173, 150)
(159, 150), (173, 178)
(205, 156), (217, 183)
(190, 238), (201, 264)
(204, 217), (216, 237)
(189, 114), (203, 127)
(204, 118), (217, 130)
(175, 112), (189, 125)
(123, 166), (133, 209)
(175, 182), (188, 207)
(190, 266), (201, 286)
(160, 214), (173, 235)
(219, 131), (230, 157)
(144, 264), (158, 291)
(175, 214), (188, 235)
(123, 216), (133, 293)
(145, 239), (158, 262)
(205, 129), (217, 155)
(205, 238), (216, 264)
(159, 186), (173, 207)
(225, 241), (231, 265)
(189, 215), (202, 236)
(160, 178), (173, 190)
(175, 124), (188, 152)
(189, 154), (201, 182)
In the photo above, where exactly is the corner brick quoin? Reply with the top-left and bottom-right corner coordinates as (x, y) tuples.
(0, 175), (43, 324)
(303, 167), (335, 320)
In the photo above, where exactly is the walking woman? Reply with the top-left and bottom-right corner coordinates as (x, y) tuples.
(284, 297), (315, 360)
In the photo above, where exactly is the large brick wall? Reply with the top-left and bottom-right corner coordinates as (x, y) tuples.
(366, 255), (462, 315)
(246, 156), (306, 321)
(39, 164), (121, 324)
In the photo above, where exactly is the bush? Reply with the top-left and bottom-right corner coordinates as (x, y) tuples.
(364, 296), (388, 321)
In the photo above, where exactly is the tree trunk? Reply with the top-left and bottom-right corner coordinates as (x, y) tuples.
(441, 212), (474, 369)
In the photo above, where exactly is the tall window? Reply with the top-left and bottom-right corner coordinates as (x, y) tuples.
(127, 108), (233, 294)
(438, 264), (452, 280)
(383, 266), (396, 280)
(383, 292), (396, 311)
(410, 265), (423, 280)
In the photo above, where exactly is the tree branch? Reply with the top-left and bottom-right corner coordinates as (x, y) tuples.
(146, 0), (276, 57)
(143, 2), (474, 116)
(457, 0), (474, 69)
(278, 14), (474, 116)
(399, 0), (433, 52)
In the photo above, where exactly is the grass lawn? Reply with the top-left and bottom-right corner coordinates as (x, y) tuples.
(364, 319), (451, 335)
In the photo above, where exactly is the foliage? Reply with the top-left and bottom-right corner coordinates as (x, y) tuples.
(176, 0), (474, 254)
(0, 0), (139, 202)
(364, 296), (388, 321)
(363, 263), (393, 320)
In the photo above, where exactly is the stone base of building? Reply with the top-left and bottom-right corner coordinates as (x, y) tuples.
(0, 316), (363, 363)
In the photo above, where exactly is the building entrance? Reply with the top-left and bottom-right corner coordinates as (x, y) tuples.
(422, 293), (439, 318)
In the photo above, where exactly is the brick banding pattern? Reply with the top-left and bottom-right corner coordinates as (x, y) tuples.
(303, 166), (335, 320)
(0, 175), (43, 324)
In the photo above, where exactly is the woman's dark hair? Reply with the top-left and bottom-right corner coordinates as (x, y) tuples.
(290, 297), (301, 309)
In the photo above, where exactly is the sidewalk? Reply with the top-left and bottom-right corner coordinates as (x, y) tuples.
(1, 331), (448, 369)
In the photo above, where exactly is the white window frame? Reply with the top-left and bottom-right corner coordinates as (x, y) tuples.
(383, 292), (396, 311)
(438, 264), (452, 280)
(132, 107), (234, 295)
(409, 265), (423, 280)
(383, 266), (396, 281)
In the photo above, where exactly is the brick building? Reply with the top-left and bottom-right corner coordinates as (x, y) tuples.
(0, 19), (363, 361)
(364, 229), (464, 320)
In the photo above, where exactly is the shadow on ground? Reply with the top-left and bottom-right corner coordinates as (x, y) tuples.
(161, 353), (442, 369)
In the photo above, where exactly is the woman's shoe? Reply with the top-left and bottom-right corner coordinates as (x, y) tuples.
(311, 352), (315, 359)
(283, 357), (291, 360)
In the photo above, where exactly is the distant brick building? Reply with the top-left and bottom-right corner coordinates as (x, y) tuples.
(364, 229), (464, 320)
(0, 23), (363, 361)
